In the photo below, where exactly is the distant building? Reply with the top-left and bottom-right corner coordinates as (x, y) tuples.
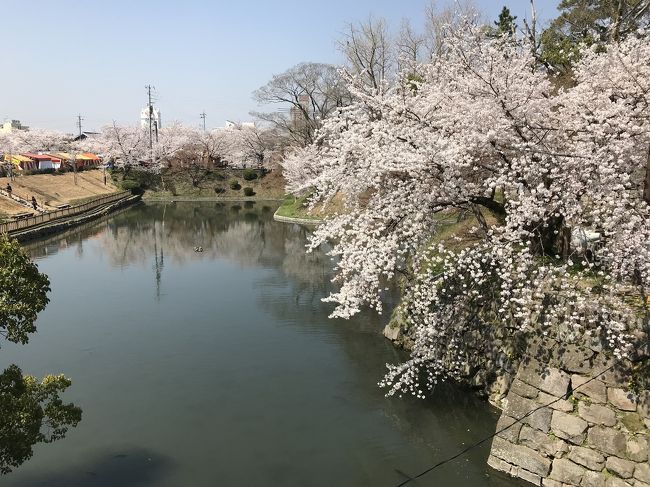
(45, 152), (101, 170)
(224, 120), (255, 129)
(140, 106), (161, 130)
(22, 153), (59, 170)
(0, 119), (29, 133)
(289, 94), (311, 137)
(73, 131), (100, 141)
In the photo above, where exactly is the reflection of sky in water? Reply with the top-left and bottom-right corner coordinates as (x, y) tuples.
(4, 202), (521, 487)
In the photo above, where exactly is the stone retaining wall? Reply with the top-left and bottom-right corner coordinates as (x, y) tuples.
(488, 339), (649, 487)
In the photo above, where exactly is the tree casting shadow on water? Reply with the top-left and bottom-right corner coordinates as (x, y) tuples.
(5, 447), (175, 487)
(0, 234), (82, 475)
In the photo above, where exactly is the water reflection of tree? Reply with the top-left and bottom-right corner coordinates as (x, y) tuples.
(250, 224), (505, 483)
(18, 201), (506, 485)
(91, 203), (331, 297)
(0, 236), (82, 475)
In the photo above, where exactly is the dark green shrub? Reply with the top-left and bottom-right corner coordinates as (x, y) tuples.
(121, 179), (143, 194)
(229, 179), (241, 190)
(129, 170), (161, 190)
(214, 186), (225, 194)
(243, 187), (255, 196)
(242, 169), (258, 181)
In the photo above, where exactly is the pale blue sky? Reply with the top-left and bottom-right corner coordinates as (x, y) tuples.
(2, 0), (558, 133)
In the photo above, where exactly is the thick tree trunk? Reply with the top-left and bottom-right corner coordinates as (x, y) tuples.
(530, 214), (571, 259)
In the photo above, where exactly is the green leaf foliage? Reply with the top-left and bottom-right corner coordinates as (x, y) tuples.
(0, 234), (50, 345)
(0, 234), (81, 475)
(0, 365), (82, 474)
(541, 0), (650, 73)
(494, 6), (517, 36)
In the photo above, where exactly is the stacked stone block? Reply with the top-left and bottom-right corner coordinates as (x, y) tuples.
(488, 354), (649, 487)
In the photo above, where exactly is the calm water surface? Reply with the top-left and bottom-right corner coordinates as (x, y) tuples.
(1, 202), (522, 487)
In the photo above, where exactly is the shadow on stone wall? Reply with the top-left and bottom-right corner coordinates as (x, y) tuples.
(487, 335), (649, 487)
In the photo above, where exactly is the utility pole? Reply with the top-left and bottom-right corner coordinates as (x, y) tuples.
(145, 85), (154, 151)
(200, 111), (207, 131)
(76, 114), (83, 137)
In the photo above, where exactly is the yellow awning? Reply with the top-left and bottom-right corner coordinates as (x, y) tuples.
(3, 154), (33, 164)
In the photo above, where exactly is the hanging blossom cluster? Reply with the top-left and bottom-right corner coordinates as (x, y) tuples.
(282, 26), (650, 397)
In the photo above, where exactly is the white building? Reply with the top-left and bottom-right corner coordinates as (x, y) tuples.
(224, 120), (255, 129)
(0, 119), (28, 133)
(140, 107), (161, 130)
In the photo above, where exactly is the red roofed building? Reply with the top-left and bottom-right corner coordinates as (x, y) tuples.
(23, 153), (60, 170)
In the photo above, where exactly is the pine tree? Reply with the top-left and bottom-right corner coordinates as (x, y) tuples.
(494, 6), (517, 36)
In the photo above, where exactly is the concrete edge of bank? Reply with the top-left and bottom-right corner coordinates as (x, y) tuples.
(272, 210), (323, 225)
(143, 196), (285, 202)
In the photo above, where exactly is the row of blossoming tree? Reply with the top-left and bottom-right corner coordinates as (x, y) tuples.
(282, 20), (650, 397)
(0, 122), (274, 175)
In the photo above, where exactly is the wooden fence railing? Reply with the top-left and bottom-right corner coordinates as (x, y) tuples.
(0, 191), (131, 234)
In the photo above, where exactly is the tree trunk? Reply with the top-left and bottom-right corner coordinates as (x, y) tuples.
(610, 0), (625, 42)
(530, 214), (571, 259)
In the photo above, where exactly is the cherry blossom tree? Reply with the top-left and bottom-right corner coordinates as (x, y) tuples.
(220, 124), (274, 168)
(99, 123), (150, 171)
(0, 129), (67, 156)
(0, 129), (68, 179)
(154, 123), (191, 165)
(97, 122), (186, 169)
(284, 25), (650, 397)
(187, 127), (230, 167)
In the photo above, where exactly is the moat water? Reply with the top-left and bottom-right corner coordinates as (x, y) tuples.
(1, 202), (523, 486)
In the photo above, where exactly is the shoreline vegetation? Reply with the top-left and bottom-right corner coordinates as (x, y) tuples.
(273, 192), (347, 223)
(143, 195), (284, 202)
(122, 166), (286, 201)
(273, 194), (323, 223)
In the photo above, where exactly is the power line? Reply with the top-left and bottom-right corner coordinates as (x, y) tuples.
(394, 361), (629, 487)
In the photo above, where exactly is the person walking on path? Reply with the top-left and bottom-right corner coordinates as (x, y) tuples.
(6, 183), (12, 198)
(31, 196), (37, 211)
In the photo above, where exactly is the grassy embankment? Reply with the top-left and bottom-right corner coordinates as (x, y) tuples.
(0, 170), (119, 215)
(139, 167), (286, 201)
(274, 192), (347, 221)
(0, 198), (28, 219)
(385, 209), (502, 335)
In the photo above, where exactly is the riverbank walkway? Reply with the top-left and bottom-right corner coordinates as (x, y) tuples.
(0, 191), (136, 240)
